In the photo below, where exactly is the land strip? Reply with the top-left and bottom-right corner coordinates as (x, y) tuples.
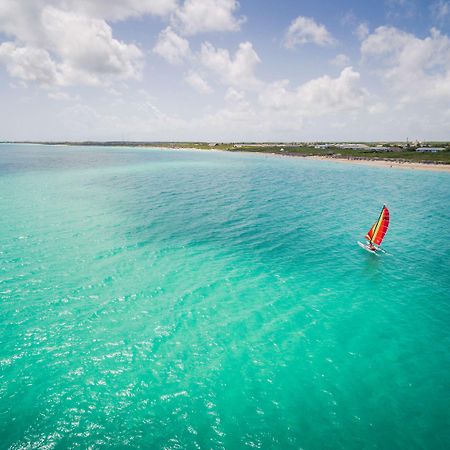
(3, 141), (450, 171)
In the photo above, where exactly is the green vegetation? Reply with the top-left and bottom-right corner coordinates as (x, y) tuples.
(238, 145), (450, 163)
(181, 143), (450, 164)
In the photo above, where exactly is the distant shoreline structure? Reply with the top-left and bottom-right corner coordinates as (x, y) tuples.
(2, 140), (450, 172)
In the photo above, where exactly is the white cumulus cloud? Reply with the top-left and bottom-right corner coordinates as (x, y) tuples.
(185, 70), (213, 94)
(69, 0), (178, 21)
(0, 0), (248, 87)
(199, 41), (261, 89)
(361, 26), (450, 104)
(172, 0), (245, 35)
(42, 7), (143, 84)
(0, 2), (144, 87)
(0, 42), (61, 85)
(153, 26), (191, 65)
(284, 16), (335, 48)
(330, 53), (350, 67)
(0, 1), (177, 41)
(297, 67), (366, 114)
(260, 67), (366, 118)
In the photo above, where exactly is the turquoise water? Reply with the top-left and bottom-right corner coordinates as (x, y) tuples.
(1, 144), (449, 449)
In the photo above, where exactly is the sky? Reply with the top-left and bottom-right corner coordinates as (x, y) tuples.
(0, 0), (449, 142)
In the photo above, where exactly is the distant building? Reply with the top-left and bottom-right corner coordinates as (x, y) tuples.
(372, 146), (400, 152)
(416, 147), (445, 152)
(335, 143), (371, 150)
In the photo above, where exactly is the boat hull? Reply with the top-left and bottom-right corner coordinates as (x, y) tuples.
(357, 241), (379, 255)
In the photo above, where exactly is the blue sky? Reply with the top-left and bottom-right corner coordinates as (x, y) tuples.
(0, 0), (449, 141)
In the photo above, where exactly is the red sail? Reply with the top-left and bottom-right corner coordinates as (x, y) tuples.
(365, 223), (376, 242)
(365, 206), (390, 245)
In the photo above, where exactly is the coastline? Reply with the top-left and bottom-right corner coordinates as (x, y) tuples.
(4, 142), (450, 172)
(166, 146), (450, 172)
(301, 155), (450, 172)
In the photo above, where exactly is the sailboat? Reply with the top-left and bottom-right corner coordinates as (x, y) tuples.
(358, 205), (390, 254)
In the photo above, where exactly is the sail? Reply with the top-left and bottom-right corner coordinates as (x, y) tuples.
(365, 205), (390, 245)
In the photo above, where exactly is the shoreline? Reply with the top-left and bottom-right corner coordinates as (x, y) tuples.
(167, 147), (450, 172)
(298, 154), (450, 172)
(4, 142), (450, 172)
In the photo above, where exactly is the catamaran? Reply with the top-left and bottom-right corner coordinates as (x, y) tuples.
(358, 205), (390, 254)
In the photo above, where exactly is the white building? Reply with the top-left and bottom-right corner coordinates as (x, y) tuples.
(335, 143), (371, 150)
(372, 146), (400, 152)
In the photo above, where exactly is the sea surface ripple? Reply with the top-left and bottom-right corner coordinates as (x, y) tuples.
(1, 144), (449, 449)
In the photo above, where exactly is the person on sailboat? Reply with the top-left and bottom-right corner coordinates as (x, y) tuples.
(367, 241), (376, 251)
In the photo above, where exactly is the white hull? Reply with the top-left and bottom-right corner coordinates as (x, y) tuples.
(357, 241), (379, 255)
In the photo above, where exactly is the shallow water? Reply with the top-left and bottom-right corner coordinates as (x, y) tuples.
(1, 144), (449, 449)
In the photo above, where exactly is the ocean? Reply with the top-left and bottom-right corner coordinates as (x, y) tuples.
(1, 144), (449, 449)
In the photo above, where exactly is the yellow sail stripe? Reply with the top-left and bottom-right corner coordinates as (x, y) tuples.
(371, 208), (385, 242)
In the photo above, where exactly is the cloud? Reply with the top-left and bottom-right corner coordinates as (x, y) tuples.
(0, 1), (176, 42)
(68, 0), (178, 21)
(385, 0), (417, 19)
(430, 1), (450, 21)
(340, 10), (357, 26)
(361, 26), (450, 104)
(199, 41), (262, 89)
(185, 70), (213, 94)
(189, 68), (367, 139)
(0, 1), (44, 44)
(172, 0), (245, 35)
(0, 42), (61, 85)
(355, 23), (369, 40)
(0, 0), (247, 88)
(284, 16), (335, 48)
(0, 0), (177, 31)
(51, 66), (368, 141)
(2, 1), (448, 141)
(190, 88), (258, 139)
(300, 67), (366, 115)
(153, 26), (191, 65)
(224, 87), (246, 103)
(260, 67), (366, 118)
(0, 3), (144, 87)
(367, 102), (388, 115)
(48, 90), (79, 101)
(330, 53), (350, 67)
(42, 7), (143, 84)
